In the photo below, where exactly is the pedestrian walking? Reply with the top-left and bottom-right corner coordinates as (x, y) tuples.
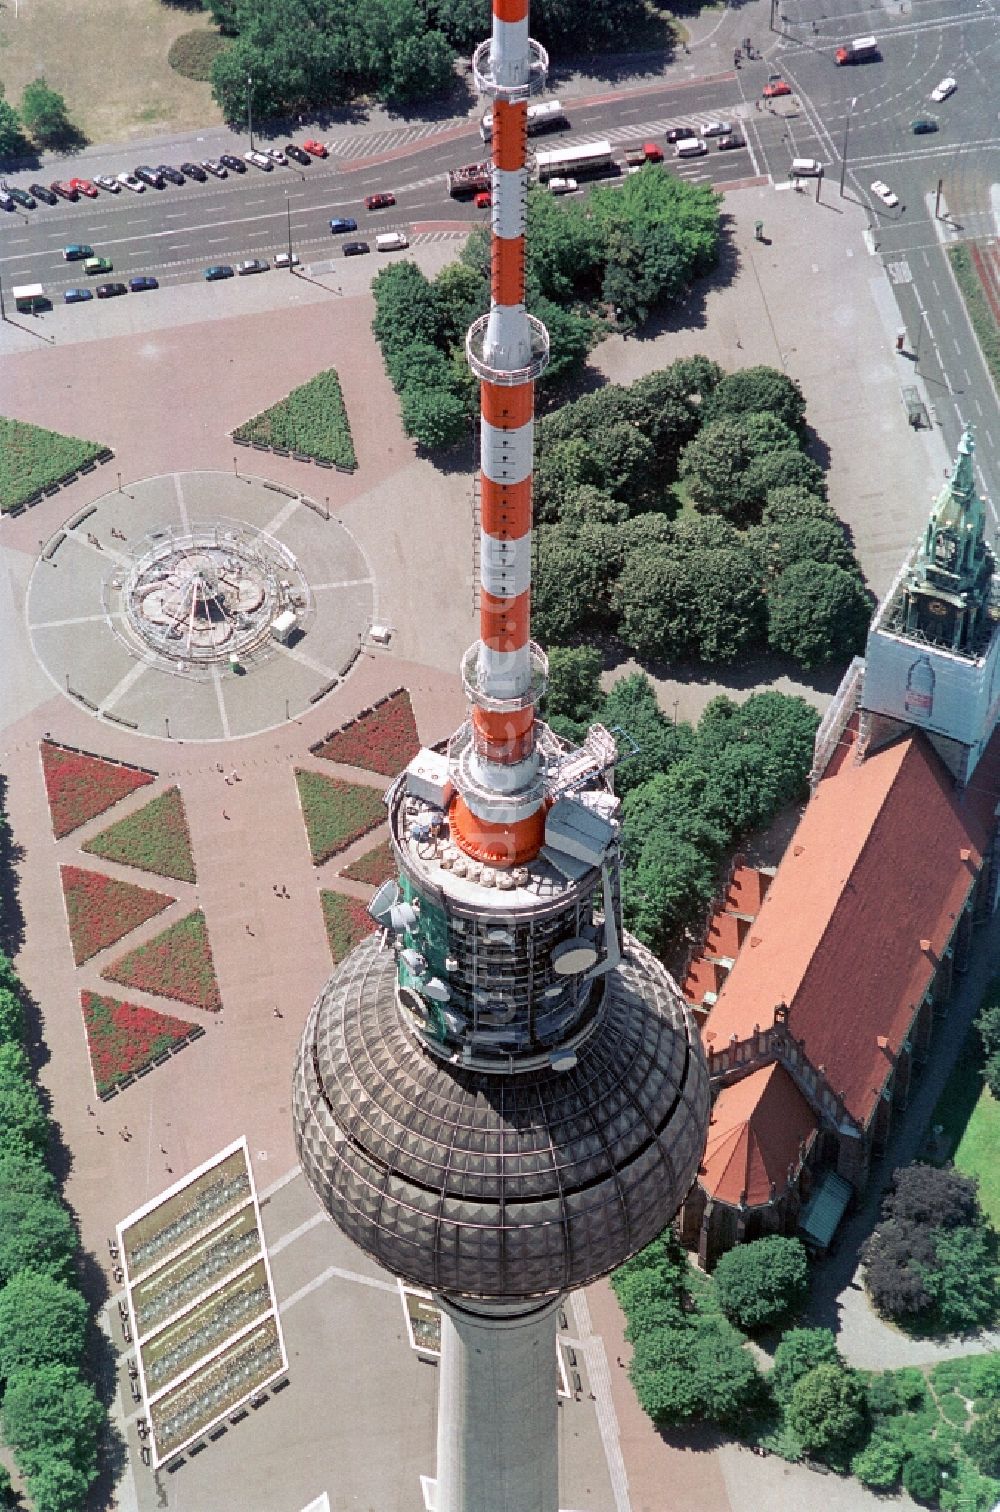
(96, 1125), (104, 1135)
(223, 810), (230, 821)
(87, 1104), (95, 1116)
(245, 923), (255, 937)
(273, 1007), (283, 1019)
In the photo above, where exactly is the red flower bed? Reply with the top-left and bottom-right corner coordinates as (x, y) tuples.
(341, 839), (396, 888)
(61, 865), (175, 966)
(313, 689), (420, 777)
(321, 891), (376, 964)
(101, 910), (222, 1012)
(81, 991), (199, 1098)
(41, 741), (155, 840)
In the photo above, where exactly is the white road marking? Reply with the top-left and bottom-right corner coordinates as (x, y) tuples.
(280, 1263), (397, 1312)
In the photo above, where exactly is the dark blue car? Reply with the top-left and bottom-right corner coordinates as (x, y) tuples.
(329, 217), (358, 234)
(64, 288), (93, 304)
(204, 265), (235, 281)
(129, 276), (159, 292)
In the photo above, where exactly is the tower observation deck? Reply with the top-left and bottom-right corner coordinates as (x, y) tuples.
(292, 3), (710, 1508)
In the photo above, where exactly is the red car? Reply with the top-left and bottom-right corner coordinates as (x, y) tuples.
(365, 192), (396, 210)
(642, 141), (664, 162)
(50, 180), (79, 201)
(69, 178), (99, 198)
(302, 139), (328, 158)
(474, 191), (491, 209)
(763, 79), (792, 98)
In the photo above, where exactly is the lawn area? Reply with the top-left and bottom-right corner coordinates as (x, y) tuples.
(102, 910), (221, 1012)
(295, 770), (385, 864)
(0, 418), (107, 514)
(233, 370), (357, 469)
(342, 839), (396, 887)
(0, 0), (221, 143)
(929, 1026), (1000, 1228)
(83, 787), (196, 883)
(947, 245), (1000, 394)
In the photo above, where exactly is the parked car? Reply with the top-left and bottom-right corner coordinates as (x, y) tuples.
(665, 126), (695, 143)
(93, 175), (120, 194)
(700, 120), (732, 137)
(84, 256), (114, 275)
(117, 172), (145, 193)
(202, 159), (227, 178)
(51, 181), (80, 201)
(237, 258), (269, 275)
(911, 118), (939, 134)
(302, 139), (328, 157)
(63, 288), (93, 304)
(548, 177), (578, 194)
(8, 186), (36, 208)
(641, 141), (664, 162)
(220, 154), (247, 174)
(364, 192), (395, 210)
(244, 150), (272, 171)
(129, 276), (159, 292)
(155, 164), (185, 186)
(342, 241), (370, 257)
(96, 282), (128, 299)
(871, 179), (899, 207)
(474, 191), (491, 208)
(717, 134), (746, 150)
(273, 251), (300, 268)
(135, 166), (165, 188)
(204, 264), (235, 280)
(930, 76), (956, 102)
(62, 244), (94, 261)
(329, 216), (358, 234)
(69, 178), (99, 198)
(179, 162), (208, 182)
(265, 148), (287, 166)
(285, 143), (311, 165)
(763, 79), (792, 97)
(29, 184), (58, 205)
(0, 189), (13, 211)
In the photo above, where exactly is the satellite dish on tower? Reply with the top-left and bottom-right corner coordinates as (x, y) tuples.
(368, 881), (400, 927)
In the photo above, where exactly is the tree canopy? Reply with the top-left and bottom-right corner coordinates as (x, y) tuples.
(767, 560), (872, 668)
(787, 1363), (868, 1460)
(19, 81), (74, 147)
(0, 1271), (89, 1378)
(713, 1235), (809, 1331)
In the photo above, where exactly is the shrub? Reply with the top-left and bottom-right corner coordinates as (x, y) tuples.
(902, 1449), (944, 1503)
(769, 1328), (842, 1406)
(850, 1429), (904, 1489)
(787, 1363), (867, 1460)
(233, 370), (356, 468)
(167, 29), (230, 80)
(83, 786), (196, 883)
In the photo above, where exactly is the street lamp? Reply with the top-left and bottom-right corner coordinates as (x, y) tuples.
(246, 74), (254, 152)
(839, 96), (857, 200)
(285, 194), (293, 273)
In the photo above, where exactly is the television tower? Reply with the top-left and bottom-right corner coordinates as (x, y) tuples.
(292, 2), (710, 1508)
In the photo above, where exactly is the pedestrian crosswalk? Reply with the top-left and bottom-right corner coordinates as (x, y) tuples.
(327, 121), (472, 159)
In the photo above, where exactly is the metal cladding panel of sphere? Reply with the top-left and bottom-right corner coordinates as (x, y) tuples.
(293, 932), (709, 1301)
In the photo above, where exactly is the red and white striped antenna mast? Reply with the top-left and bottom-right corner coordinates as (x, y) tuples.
(448, 0), (552, 868)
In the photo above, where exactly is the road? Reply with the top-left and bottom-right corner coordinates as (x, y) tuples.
(760, 0), (1000, 520)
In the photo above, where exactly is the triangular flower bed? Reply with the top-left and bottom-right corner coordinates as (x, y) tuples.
(321, 891), (376, 965)
(341, 838), (396, 888)
(83, 786), (196, 882)
(295, 770), (385, 864)
(61, 865), (175, 966)
(101, 910), (221, 1011)
(81, 991), (202, 1100)
(312, 689), (420, 777)
(41, 741), (155, 840)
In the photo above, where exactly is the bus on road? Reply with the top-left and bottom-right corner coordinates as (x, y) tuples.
(534, 139), (614, 182)
(481, 99), (567, 142)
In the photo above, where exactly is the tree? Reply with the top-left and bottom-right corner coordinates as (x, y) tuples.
(0, 1271), (89, 1376)
(769, 1328), (843, 1405)
(0, 1188), (78, 1286)
(748, 513), (854, 578)
(0, 1043), (48, 1154)
(713, 1235), (809, 1331)
(862, 1219), (935, 1320)
(902, 1449), (945, 1503)
(531, 297), (593, 389)
(767, 560), (871, 668)
(678, 413), (801, 524)
(386, 27), (454, 102)
(544, 647), (603, 736)
(19, 80), (73, 147)
(694, 692), (818, 814)
(630, 1313), (761, 1428)
(967, 1405), (1000, 1478)
(615, 548), (698, 663)
(740, 448), (826, 512)
(704, 366), (807, 434)
(24, 1458), (95, 1512)
(850, 1430), (905, 1490)
(787, 1363), (867, 1460)
(1, 1364), (104, 1482)
(0, 85), (28, 166)
(398, 382), (468, 450)
(526, 187), (603, 304)
(920, 1223), (998, 1332)
(939, 1461), (1000, 1512)
(0, 985), (25, 1047)
(433, 262), (488, 349)
(600, 674), (693, 795)
(882, 1163), (981, 1231)
(761, 485), (835, 527)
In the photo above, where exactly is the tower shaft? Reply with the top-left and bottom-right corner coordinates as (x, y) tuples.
(435, 1296), (560, 1512)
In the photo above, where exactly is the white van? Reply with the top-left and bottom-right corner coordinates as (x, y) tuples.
(375, 231), (409, 252)
(675, 137), (708, 158)
(790, 158), (824, 177)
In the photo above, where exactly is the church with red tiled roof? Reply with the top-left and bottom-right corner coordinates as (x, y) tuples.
(678, 430), (1000, 1268)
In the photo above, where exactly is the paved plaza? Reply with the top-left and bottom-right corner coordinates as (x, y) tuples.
(0, 134), (958, 1511)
